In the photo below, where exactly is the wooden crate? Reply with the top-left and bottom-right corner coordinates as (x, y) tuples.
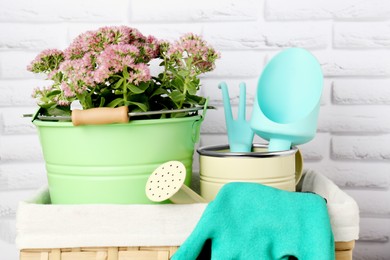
(20, 246), (179, 260)
(20, 241), (354, 260)
(335, 241), (355, 260)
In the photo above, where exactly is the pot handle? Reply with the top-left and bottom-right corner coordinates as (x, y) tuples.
(295, 148), (304, 184)
(192, 98), (209, 144)
(72, 106), (129, 126)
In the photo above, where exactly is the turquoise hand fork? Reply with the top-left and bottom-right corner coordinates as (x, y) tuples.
(219, 82), (254, 152)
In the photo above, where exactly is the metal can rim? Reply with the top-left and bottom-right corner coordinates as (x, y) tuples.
(197, 143), (298, 158)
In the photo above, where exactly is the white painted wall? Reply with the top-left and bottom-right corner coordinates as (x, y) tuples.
(0, 0), (389, 259)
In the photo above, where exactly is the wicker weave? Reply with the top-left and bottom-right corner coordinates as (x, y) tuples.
(20, 246), (179, 260)
(20, 241), (354, 260)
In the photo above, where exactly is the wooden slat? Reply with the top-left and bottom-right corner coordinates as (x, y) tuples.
(20, 247), (178, 260)
(335, 241), (354, 260)
(335, 241), (355, 251)
(335, 249), (353, 260)
(50, 249), (60, 260)
(39, 252), (48, 260)
(61, 251), (99, 260)
(20, 243), (353, 260)
(107, 247), (119, 260)
(118, 250), (168, 260)
(168, 246), (178, 256)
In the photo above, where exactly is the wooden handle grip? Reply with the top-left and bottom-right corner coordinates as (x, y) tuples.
(72, 106), (129, 126)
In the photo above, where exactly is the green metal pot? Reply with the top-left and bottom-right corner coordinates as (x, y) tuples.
(33, 116), (204, 204)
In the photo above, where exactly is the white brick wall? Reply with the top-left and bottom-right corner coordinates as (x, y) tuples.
(0, 0), (389, 259)
(332, 80), (390, 105)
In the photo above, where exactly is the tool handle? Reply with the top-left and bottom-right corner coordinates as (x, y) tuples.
(218, 82), (233, 125)
(72, 106), (129, 126)
(170, 184), (207, 204)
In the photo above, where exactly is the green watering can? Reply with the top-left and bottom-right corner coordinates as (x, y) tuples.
(250, 48), (323, 152)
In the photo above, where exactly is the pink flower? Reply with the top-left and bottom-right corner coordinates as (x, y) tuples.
(128, 63), (151, 85)
(73, 83), (87, 95)
(144, 35), (160, 59)
(60, 82), (75, 98)
(94, 44), (139, 83)
(64, 26), (151, 60)
(165, 33), (219, 73)
(27, 49), (64, 73)
(28, 26), (218, 113)
(59, 52), (95, 88)
(57, 99), (71, 106)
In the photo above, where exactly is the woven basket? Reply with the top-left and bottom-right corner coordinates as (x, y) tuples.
(20, 246), (179, 260)
(20, 242), (353, 260)
(18, 171), (358, 260)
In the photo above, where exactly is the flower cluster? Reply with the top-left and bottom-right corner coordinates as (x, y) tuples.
(28, 26), (219, 117)
(158, 33), (220, 108)
(27, 49), (64, 76)
(166, 33), (219, 73)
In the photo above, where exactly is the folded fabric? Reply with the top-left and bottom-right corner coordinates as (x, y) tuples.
(16, 187), (207, 249)
(172, 182), (335, 260)
(298, 169), (360, 242)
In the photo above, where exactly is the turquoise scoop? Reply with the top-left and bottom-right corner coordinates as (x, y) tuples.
(250, 48), (323, 152)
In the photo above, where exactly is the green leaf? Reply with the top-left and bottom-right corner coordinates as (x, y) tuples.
(194, 78), (200, 86)
(128, 82), (149, 94)
(113, 78), (124, 89)
(126, 100), (148, 112)
(107, 98), (124, 108)
(187, 81), (198, 95)
(170, 112), (187, 118)
(46, 90), (61, 97)
(151, 88), (169, 97)
(127, 84), (144, 94)
(171, 77), (184, 91)
(46, 106), (71, 117)
(169, 90), (185, 103)
(85, 95), (93, 109)
(99, 97), (105, 107)
(122, 66), (129, 79)
(101, 88), (112, 96)
(178, 70), (188, 77)
(110, 74), (123, 79)
(40, 102), (58, 109)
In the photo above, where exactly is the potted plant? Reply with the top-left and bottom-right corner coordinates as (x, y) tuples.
(28, 26), (219, 204)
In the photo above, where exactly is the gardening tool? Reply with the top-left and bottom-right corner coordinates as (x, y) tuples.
(250, 48), (323, 152)
(145, 161), (207, 204)
(25, 105), (213, 126)
(219, 82), (254, 152)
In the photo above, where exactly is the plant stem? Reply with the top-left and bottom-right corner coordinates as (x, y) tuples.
(178, 57), (193, 109)
(163, 56), (168, 82)
(123, 80), (127, 103)
(123, 67), (128, 104)
(179, 76), (190, 109)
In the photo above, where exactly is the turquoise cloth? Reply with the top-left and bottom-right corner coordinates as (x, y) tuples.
(172, 182), (335, 260)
